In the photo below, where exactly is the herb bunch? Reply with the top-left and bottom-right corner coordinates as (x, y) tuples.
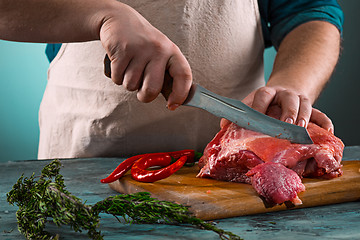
(7, 160), (242, 240)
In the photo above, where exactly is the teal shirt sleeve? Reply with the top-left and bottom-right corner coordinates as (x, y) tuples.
(45, 0), (344, 62)
(45, 43), (62, 62)
(258, 0), (344, 49)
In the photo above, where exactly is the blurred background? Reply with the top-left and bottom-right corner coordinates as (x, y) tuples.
(0, 1), (359, 162)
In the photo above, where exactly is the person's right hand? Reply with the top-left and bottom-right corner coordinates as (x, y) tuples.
(99, 2), (192, 110)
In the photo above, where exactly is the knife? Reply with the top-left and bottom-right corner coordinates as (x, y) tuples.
(104, 55), (313, 144)
(182, 84), (313, 144)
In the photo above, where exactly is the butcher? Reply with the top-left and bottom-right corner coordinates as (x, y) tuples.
(0, 0), (343, 159)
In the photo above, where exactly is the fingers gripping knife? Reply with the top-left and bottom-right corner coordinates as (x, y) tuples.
(104, 55), (313, 144)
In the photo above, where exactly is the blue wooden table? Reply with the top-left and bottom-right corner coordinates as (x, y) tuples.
(1, 146), (360, 240)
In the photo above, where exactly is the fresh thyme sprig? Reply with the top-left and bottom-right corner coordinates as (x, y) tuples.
(7, 159), (243, 240)
(7, 160), (101, 239)
(93, 193), (241, 240)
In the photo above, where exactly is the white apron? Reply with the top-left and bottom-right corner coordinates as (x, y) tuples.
(38, 0), (265, 159)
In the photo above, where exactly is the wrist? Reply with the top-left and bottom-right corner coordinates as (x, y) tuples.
(85, 0), (132, 41)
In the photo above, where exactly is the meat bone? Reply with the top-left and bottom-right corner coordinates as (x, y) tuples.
(104, 54), (313, 144)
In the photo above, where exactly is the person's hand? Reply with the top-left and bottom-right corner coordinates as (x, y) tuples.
(99, 2), (192, 110)
(221, 21), (339, 134)
(220, 86), (334, 133)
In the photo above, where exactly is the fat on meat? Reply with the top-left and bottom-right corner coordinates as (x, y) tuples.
(197, 122), (344, 205)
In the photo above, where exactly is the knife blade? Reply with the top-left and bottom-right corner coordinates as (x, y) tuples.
(182, 84), (313, 144)
(342, 146), (360, 161)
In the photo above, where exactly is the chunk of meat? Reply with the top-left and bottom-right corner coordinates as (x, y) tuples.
(246, 162), (305, 205)
(197, 122), (344, 205)
(198, 150), (264, 184)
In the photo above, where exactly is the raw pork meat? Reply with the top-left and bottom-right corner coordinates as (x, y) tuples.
(197, 122), (344, 205)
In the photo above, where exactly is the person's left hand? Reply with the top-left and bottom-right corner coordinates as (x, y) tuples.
(220, 85), (334, 133)
(220, 21), (340, 134)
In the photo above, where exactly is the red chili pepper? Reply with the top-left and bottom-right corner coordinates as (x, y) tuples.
(100, 149), (194, 183)
(100, 155), (143, 183)
(131, 155), (188, 183)
(134, 154), (173, 170)
(169, 149), (195, 163)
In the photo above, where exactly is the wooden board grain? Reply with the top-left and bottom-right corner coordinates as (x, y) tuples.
(109, 161), (360, 220)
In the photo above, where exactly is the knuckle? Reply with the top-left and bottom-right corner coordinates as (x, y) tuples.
(257, 87), (273, 96)
(140, 34), (172, 55)
(286, 107), (298, 117)
(300, 109), (312, 118)
(255, 87), (275, 100)
(281, 89), (296, 97)
(112, 77), (123, 85)
(179, 71), (192, 82)
(122, 42), (137, 55)
(142, 86), (159, 98)
(300, 95), (311, 106)
(107, 42), (126, 58)
(168, 41), (180, 52)
(300, 96), (310, 102)
(151, 39), (168, 53)
(138, 89), (158, 103)
(123, 81), (138, 91)
(172, 69), (192, 83)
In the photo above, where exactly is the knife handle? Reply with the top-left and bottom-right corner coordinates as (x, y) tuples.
(103, 54), (172, 101)
(104, 54), (112, 78)
(160, 71), (173, 101)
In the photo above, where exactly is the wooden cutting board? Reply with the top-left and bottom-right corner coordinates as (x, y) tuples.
(109, 161), (360, 220)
